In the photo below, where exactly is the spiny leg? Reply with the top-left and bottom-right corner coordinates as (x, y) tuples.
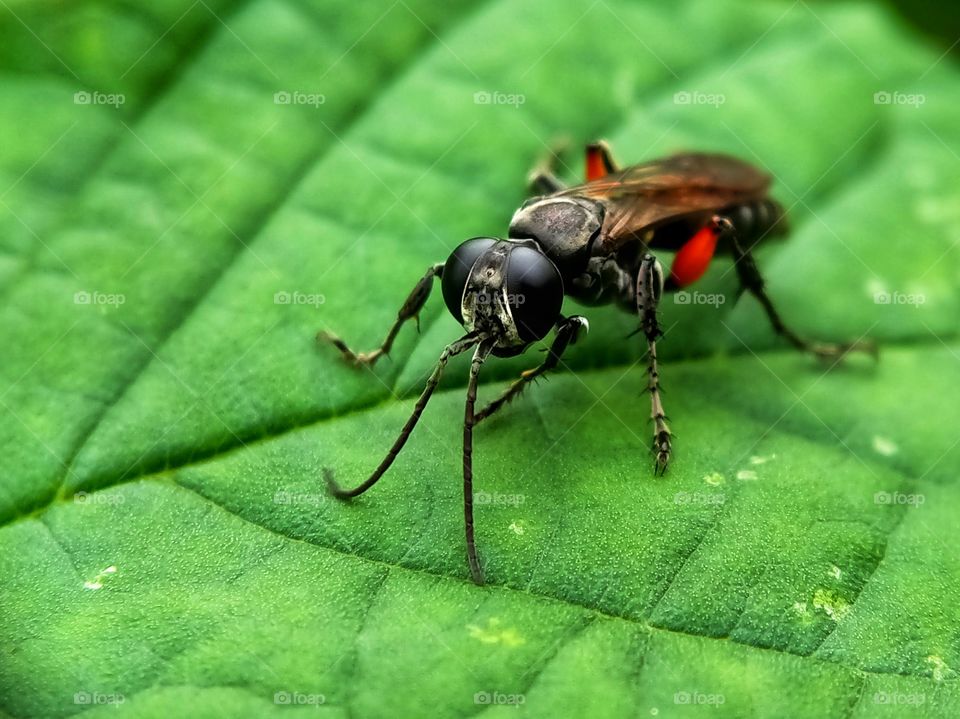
(319, 262), (444, 367)
(324, 331), (481, 499)
(463, 339), (495, 584)
(637, 253), (671, 475)
(723, 219), (877, 362)
(474, 315), (589, 424)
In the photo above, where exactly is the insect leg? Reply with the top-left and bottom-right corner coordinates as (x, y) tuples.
(637, 253), (672, 475)
(474, 315), (589, 424)
(527, 138), (569, 194)
(324, 331), (482, 499)
(319, 262), (445, 367)
(528, 169), (566, 195)
(584, 140), (619, 181)
(722, 218), (877, 361)
(463, 339), (495, 584)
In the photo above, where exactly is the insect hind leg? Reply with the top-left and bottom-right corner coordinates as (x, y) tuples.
(719, 209), (877, 362)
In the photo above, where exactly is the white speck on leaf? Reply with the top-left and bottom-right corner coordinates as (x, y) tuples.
(83, 565), (118, 591)
(703, 472), (724, 486)
(736, 470), (758, 481)
(813, 588), (851, 622)
(829, 565), (842, 580)
(749, 454), (775, 465)
(872, 435), (898, 457)
(467, 618), (525, 647)
(927, 655), (956, 681)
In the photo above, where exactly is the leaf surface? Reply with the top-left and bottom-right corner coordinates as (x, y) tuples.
(2, 0), (959, 716)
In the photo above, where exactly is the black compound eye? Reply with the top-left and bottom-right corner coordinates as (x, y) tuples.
(442, 237), (497, 324)
(505, 246), (563, 342)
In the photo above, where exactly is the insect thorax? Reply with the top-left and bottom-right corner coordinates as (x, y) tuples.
(508, 196), (605, 277)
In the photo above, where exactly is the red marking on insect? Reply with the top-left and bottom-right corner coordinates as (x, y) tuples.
(585, 150), (609, 182)
(669, 224), (718, 287)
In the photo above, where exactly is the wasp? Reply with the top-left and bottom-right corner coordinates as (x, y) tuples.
(320, 141), (875, 584)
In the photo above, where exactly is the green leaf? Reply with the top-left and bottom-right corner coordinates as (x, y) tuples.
(2, 0), (959, 716)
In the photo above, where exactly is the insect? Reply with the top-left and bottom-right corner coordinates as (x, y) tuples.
(320, 141), (875, 584)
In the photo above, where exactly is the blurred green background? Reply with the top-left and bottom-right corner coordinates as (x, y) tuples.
(887, 0), (960, 54)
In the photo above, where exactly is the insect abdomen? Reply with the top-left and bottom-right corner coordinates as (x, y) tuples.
(724, 198), (787, 242)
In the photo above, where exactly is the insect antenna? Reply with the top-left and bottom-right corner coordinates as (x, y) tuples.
(325, 331), (484, 499)
(463, 338), (495, 584)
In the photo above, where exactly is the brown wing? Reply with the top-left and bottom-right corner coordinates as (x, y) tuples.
(558, 152), (772, 251)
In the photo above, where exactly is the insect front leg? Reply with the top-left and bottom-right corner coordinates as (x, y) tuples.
(319, 262), (444, 367)
(463, 339), (495, 584)
(474, 315), (589, 424)
(637, 253), (672, 475)
(720, 217), (877, 362)
(324, 331), (482, 499)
